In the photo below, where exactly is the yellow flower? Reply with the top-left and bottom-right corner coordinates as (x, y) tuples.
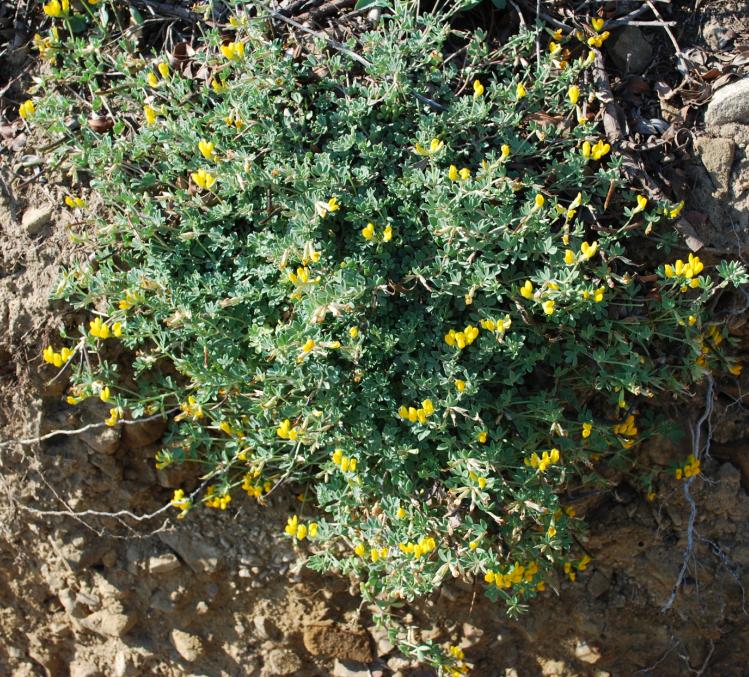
(422, 399), (435, 416)
(308, 522), (318, 538)
(448, 165), (458, 181)
(547, 526), (557, 538)
(477, 431), (488, 444)
(459, 167), (471, 181)
(568, 85), (580, 105)
(144, 104), (158, 126)
(473, 79), (484, 97)
(593, 287), (605, 302)
(349, 326), (359, 339)
(582, 141), (591, 159)
(534, 194), (545, 209)
(396, 507), (406, 519)
(564, 249), (576, 265)
(112, 322), (123, 337)
(104, 407), (122, 427)
(361, 222), (375, 240)
(99, 386), (111, 403)
(549, 41), (561, 55)
(646, 491), (656, 502)
(591, 139), (610, 160)
(198, 139), (216, 160)
(580, 240), (598, 261)
(157, 62), (170, 79)
(64, 195), (86, 209)
(516, 83), (527, 99)
(147, 72), (159, 87)
(430, 138), (444, 153)
(591, 18), (605, 32)
(211, 78), (228, 93)
(221, 41), (245, 60)
(191, 168), (216, 190)
(582, 422), (592, 439)
(18, 100), (35, 120)
(729, 363), (743, 376)
(302, 338), (315, 353)
(383, 225), (393, 242)
(501, 144), (510, 160)
(354, 543), (366, 557)
(43, 0), (69, 18)
(454, 379), (466, 392)
(89, 317), (110, 339)
(542, 300), (555, 315)
(520, 280), (534, 299)
(669, 201), (685, 219)
(633, 195), (648, 214)
(588, 31), (610, 48)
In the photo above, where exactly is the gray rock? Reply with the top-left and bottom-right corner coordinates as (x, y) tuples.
(695, 137), (735, 196)
(159, 530), (220, 574)
(607, 27), (653, 74)
(22, 205), (53, 236)
(706, 79), (749, 129)
(170, 629), (204, 663)
(587, 570), (610, 599)
(148, 553), (181, 574)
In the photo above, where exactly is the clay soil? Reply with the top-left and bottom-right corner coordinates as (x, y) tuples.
(2, 1), (749, 675)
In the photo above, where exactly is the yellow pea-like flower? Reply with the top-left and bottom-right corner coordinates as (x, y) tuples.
(459, 167), (471, 181)
(568, 85), (580, 106)
(361, 222), (375, 240)
(591, 18), (605, 32)
(473, 79), (484, 98)
(516, 83), (527, 99)
(144, 104), (158, 126)
(157, 62), (170, 79)
(198, 139), (216, 160)
(564, 249), (576, 265)
(542, 300), (555, 315)
(18, 100), (36, 120)
(520, 280), (534, 299)
(191, 168), (216, 190)
(448, 165), (458, 181)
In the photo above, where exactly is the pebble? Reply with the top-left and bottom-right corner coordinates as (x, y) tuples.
(148, 553), (181, 575)
(263, 648), (302, 675)
(171, 629), (204, 663)
(607, 27), (653, 74)
(22, 205), (53, 236)
(706, 79), (749, 129)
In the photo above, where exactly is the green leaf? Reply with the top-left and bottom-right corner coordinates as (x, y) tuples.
(354, 0), (388, 10)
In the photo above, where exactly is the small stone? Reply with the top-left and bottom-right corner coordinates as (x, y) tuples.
(706, 79), (749, 129)
(58, 588), (87, 618)
(22, 205), (53, 236)
(333, 659), (371, 677)
(587, 570), (610, 599)
(80, 603), (137, 638)
(159, 531), (220, 574)
(575, 641), (602, 664)
(703, 21), (736, 51)
(387, 656), (411, 671)
(148, 553), (181, 575)
(149, 590), (174, 613)
(695, 137), (735, 196)
(113, 651), (132, 677)
(607, 27), (653, 74)
(69, 661), (101, 677)
(253, 615), (281, 641)
(170, 629), (204, 663)
(80, 424), (122, 455)
(263, 648), (302, 675)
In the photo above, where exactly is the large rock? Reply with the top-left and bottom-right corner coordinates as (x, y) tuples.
(706, 79), (749, 129)
(122, 416), (167, 449)
(607, 27), (653, 74)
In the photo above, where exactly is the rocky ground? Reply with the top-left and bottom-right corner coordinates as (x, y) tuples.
(3, 0), (749, 675)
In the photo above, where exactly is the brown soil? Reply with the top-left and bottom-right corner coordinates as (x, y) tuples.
(2, 2), (749, 676)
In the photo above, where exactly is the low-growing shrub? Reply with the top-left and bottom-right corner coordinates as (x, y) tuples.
(27, 0), (746, 670)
